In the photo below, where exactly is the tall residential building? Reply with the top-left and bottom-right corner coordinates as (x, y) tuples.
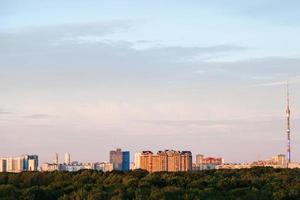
(6, 157), (23, 173)
(122, 151), (130, 172)
(196, 154), (204, 166)
(134, 152), (141, 169)
(0, 159), (7, 172)
(26, 155), (39, 171)
(64, 153), (70, 165)
(110, 148), (123, 170)
(54, 153), (59, 164)
(0, 155), (38, 172)
(109, 148), (130, 171)
(140, 150), (192, 173)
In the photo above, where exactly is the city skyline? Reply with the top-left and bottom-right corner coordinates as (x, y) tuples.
(1, 1), (300, 164)
(1, 149), (293, 173)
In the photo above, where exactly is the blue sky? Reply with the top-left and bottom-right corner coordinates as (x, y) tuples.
(1, 0), (300, 164)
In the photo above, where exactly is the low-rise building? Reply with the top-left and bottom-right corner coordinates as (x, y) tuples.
(95, 162), (113, 172)
(41, 163), (61, 172)
(194, 154), (223, 170)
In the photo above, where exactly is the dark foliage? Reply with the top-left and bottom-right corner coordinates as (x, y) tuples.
(0, 168), (300, 200)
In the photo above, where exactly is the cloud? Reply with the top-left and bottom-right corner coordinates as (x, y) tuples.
(251, 76), (300, 87)
(0, 20), (132, 55)
(0, 19), (247, 62)
(11, 20), (131, 37)
(249, 75), (276, 80)
(23, 114), (54, 119)
(137, 44), (247, 62)
(137, 118), (274, 127)
(0, 109), (13, 115)
(251, 81), (286, 87)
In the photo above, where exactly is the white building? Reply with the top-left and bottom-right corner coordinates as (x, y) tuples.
(64, 153), (70, 165)
(64, 165), (83, 172)
(95, 162), (113, 172)
(0, 155), (38, 172)
(130, 162), (135, 170)
(134, 152), (141, 169)
(54, 153), (59, 165)
(82, 163), (95, 170)
(41, 163), (60, 172)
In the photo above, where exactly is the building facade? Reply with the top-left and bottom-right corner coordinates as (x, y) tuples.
(54, 153), (59, 164)
(64, 153), (70, 165)
(95, 162), (113, 172)
(110, 149), (123, 170)
(139, 150), (192, 173)
(194, 155), (223, 170)
(134, 153), (141, 169)
(109, 148), (130, 171)
(0, 155), (38, 172)
(122, 151), (130, 172)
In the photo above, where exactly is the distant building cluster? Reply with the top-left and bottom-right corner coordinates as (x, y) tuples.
(192, 154), (224, 170)
(220, 154), (300, 169)
(41, 152), (104, 172)
(2, 150), (299, 173)
(0, 155), (38, 172)
(41, 149), (129, 173)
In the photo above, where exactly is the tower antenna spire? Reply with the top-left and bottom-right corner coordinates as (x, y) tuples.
(286, 81), (291, 167)
(287, 81), (290, 107)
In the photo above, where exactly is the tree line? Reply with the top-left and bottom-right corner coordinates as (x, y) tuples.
(0, 167), (300, 200)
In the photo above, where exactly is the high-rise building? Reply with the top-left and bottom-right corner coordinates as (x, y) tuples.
(140, 150), (192, 173)
(54, 153), (59, 164)
(64, 153), (70, 165)
(134, 152), (141, 169)
(196, 154), (204, 166)
(181, 151), (193, 171)
(26, 155), (39, 171)
(109, 148), (130, 171)
(6, 157), (23, 173)
(122, 151), (130, 172)
(110, 148), (123, 170)
(0, 155), (38, 172)
(0, 159), (7, 172)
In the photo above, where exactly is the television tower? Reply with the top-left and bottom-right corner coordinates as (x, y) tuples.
(286, 82), (291, 167)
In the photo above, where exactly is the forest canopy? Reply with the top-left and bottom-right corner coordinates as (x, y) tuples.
(0, 167), (300, 200)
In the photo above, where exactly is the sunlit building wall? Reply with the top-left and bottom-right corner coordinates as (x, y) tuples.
(140, 150), (192, 173)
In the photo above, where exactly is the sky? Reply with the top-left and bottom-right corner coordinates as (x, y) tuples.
(1, 0), (300, 164)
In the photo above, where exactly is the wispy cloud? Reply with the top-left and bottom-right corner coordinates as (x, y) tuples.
(0, 109), (13, 115)
(137, 118), (274, 127)
(249, 75), (276, 80)
(23, 114), (54, 119)
(251, 76), (300, 87)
